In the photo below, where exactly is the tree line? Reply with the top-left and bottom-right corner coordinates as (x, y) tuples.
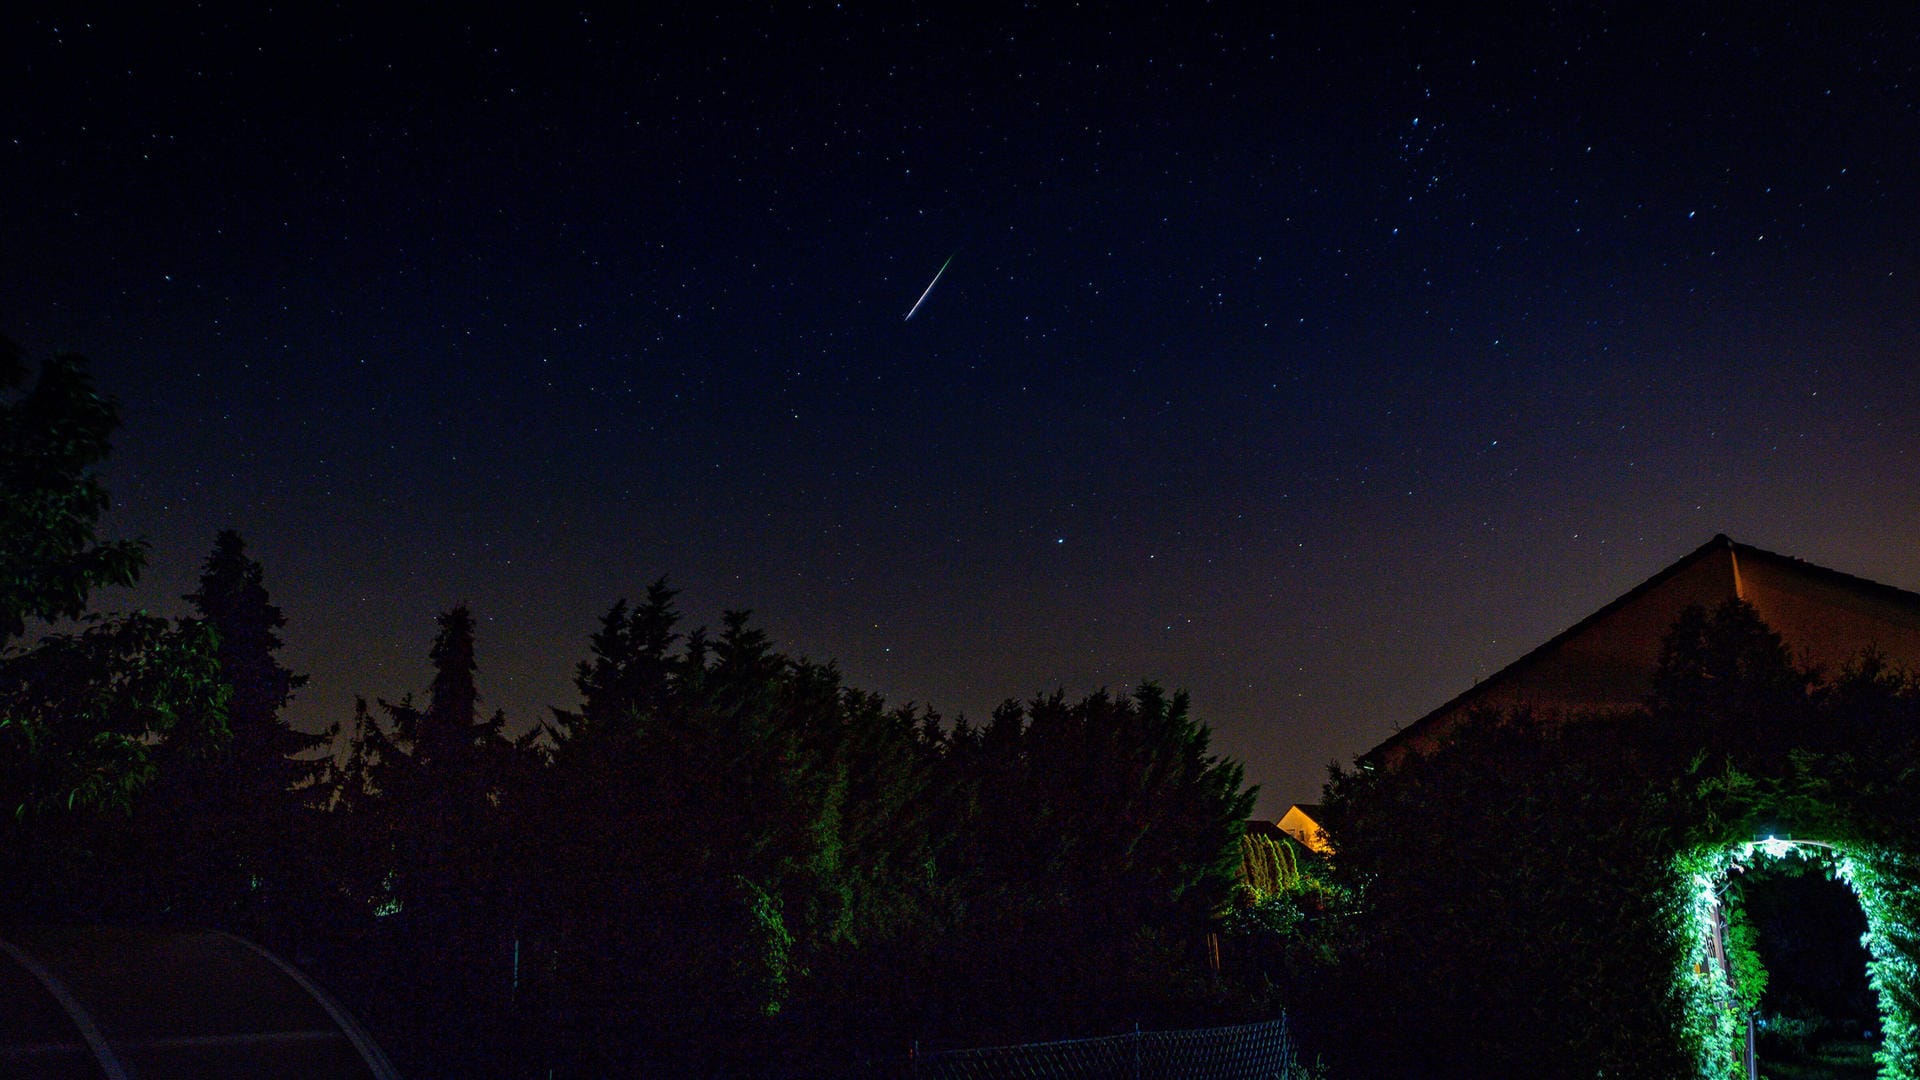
(0, 340), (1278, 1077)
(44, 332), (1896, 1079)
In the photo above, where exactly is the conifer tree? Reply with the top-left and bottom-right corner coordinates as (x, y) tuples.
(123, 530), (336, 936)
(546, 578), (681, 759)
(1650, 599), (1818, 770)
(345, 606), (520, 915)
(186, 531), (331, 791)
(337, 605), (534, 1078)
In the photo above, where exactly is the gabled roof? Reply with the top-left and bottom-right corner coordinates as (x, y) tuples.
(1362, 535), (1920, 769)
(1277, 803), (1332, 854)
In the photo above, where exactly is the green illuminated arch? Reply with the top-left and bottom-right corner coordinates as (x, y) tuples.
(1678, 836), (1920, 1080)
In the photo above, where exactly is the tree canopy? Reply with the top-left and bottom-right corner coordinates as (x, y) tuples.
(0, 341), (224, 833)
(0, 336), (145, 645)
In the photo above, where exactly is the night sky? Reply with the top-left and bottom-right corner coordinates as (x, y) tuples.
(6, 7), (1919, 813)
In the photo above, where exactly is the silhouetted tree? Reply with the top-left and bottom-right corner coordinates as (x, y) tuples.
(546, 578), (682, 756)
(1321, 706), (1688, 1080)
(0, 336), (146, 646)
(187, 531), (329, 790)
(112, 531), (336, 941)
(338, 605), (538, 1079)
(1651, 599), (1818, 770)
(0, 339), (228, 919)
(908, 684), (1256, 1048)
(521, 594), (940, 1077)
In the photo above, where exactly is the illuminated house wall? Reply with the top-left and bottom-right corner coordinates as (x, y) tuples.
(1364, 534), (1920, 769)
(1278, 803), (1332, 854)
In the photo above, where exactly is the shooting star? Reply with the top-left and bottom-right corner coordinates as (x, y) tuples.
(904, 252), (955, 321)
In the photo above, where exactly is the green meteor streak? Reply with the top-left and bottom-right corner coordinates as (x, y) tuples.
(904, 252), (956, 320)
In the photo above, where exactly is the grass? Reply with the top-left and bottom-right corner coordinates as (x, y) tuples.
(1760, 1037), (1879, 1080)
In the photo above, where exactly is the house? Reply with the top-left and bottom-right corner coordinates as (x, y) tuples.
(1363, 534), (1920, 770)
(1277, 803), (1332, 854)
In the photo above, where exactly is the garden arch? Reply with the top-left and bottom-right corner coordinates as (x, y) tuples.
(1679, 836), (1920, 1080)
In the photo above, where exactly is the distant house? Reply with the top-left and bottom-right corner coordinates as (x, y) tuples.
(1277, 804), (1332, 854)
(1363, 534), (1920, 770)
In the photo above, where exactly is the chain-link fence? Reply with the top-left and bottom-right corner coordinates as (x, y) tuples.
(911, 1014), (1296, 1080)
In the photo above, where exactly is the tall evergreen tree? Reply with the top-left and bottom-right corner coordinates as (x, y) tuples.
(337, 605), (534, 1079)
(186, 530), (329, 791)
(342, 605), (527, 925)
(546, 578), (681, 757)
(116, 530), (337, 939)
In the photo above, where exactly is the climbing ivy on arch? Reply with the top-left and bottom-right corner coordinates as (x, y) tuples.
(1675, 834), (1920, 1080)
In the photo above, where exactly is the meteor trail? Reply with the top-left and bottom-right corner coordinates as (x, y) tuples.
(904, 252), (955, 321)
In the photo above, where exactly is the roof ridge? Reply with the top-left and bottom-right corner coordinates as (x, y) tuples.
(1361, 534), (1920, 768)
(1724, 537), (1920, 609)
(1361, 534), (1738, 765)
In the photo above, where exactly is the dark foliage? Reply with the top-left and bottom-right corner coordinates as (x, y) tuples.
(383, 592), (1253, 1077)
(333, 605), (541, 1078)
(0, 337), (147, 646)
(1320, 599), (1920, 1079)
(0, 613), (228, 870)
(517, 592), (889, 1076)
(896, 686), (1257, 1052)
(1323, 707), (1698, 1079)
(117, 531), (340, 945)
(0, 343), (231, 920)
(1216, 832), (1349, 1035)
(185, 531), (329, 794)
(0, 341), (1264, 1078)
